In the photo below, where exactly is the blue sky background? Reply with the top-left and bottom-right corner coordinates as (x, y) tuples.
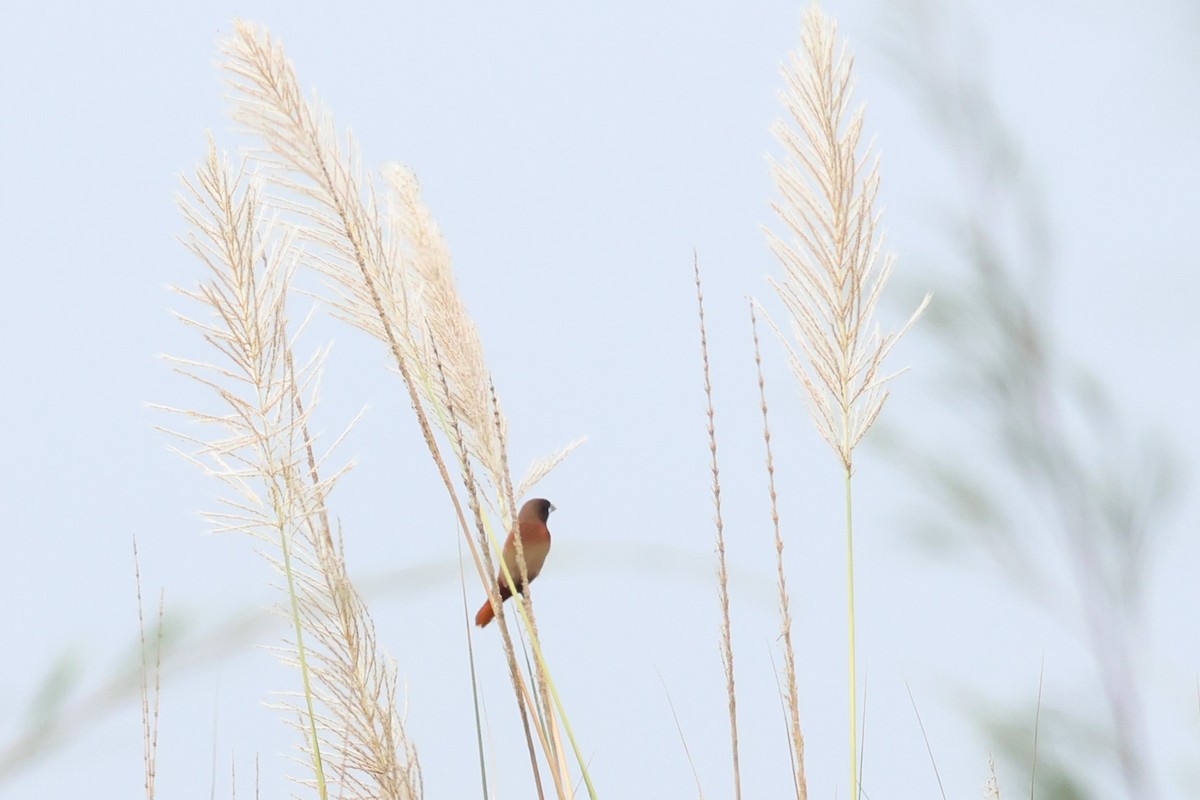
(2, 1), (1197, 797)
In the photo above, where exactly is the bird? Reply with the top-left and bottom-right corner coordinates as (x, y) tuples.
(474, 498), (555, 628)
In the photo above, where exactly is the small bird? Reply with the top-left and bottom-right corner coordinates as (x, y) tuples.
(474, 498), (555, 628)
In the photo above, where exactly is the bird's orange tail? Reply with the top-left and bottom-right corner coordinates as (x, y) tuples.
(475, 599), (496, 628)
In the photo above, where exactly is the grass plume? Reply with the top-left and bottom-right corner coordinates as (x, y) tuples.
(762, 3), (928, 796)
(162, 140), (421, 799)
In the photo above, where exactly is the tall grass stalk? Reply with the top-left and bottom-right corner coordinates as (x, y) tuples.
(658, 671), (706, 800)
(428, 337), (551, 798)
(749, 303), (807, 800)
(455, 532), (490, 800)
(907, 683), (947, 800)
(133, 538), (162, 800)
(763, 4), (928, 796)
(692, 255), (741, 800)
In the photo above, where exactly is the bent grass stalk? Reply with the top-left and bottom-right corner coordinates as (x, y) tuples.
(428, 336), (552, 799)
(431, 336), (593, 799)
(483, 378), (588, 797)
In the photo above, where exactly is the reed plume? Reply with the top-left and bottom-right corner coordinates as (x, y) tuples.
(162, 140), (422, 799)
(765, 7), (928, 469)
(762, 4), (928, 796)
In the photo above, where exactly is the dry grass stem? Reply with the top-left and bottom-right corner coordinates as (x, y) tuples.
(486, 386), (566, 790)
(907, 683), (947, 800)
(455, 533), (491, 800)
(485, 379), (589, 798)
(659, 672), (707, 800)
(692, 254), (741, 800)
(749, 303), (807, 800)
(133, 538), (162, 800)
(429, 338), (552, 799)
(985, 754), (1001, 799)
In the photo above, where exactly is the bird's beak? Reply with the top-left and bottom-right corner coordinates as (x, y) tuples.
(549, 503), (557, 514)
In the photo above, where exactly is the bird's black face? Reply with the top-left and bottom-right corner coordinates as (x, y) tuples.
(534, 498), (554, 522)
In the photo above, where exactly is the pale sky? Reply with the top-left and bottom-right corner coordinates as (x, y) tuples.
(2, 1), (1197, 798)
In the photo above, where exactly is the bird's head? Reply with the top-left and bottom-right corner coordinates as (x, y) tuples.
(520, 498), (555, 523)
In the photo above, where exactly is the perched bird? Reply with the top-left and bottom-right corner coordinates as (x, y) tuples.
(474, 498), (555, 628)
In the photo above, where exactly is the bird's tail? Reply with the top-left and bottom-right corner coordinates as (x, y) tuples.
(475, 599), (496, 627)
